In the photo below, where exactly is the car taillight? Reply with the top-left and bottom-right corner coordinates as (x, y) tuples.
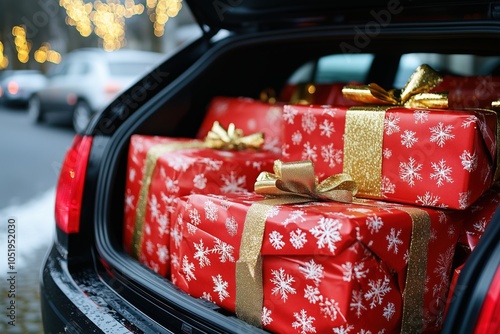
(7, 81), (18, 95)
(474, 266), (500, 334)
(0, 85), (3, 97)
(104, 83), (121, 95)
(55, 135), (93, 234)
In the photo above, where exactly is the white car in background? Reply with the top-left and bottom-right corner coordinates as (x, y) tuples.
(28, 48), (164, 133)
(0, 69), (48, 107)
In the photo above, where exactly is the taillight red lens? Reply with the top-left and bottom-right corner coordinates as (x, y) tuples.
(7, 81), (19, 95)
(474, 266), (500, 334)
(55, 135), (93, 234)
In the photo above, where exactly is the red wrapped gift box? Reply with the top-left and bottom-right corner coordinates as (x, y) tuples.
(123, 134), (279, 277)
(196, 96), (283, 154)
(170, 192), (461, 333)
(434, 75), (500, 109)
(281, 103), (497, 210)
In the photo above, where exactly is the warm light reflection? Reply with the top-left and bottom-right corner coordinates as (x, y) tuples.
(12, 26), (31, 63)
(0, 42), (8, 69)
(34, 43), (62, 64)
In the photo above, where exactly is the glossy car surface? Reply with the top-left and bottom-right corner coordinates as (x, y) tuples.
(0, 69), (47, 107)
(40, 1), (500, 333)
(29, 48), (164, 132)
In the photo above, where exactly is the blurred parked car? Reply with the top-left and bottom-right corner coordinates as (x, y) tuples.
(28, 48), (164, 132)
(0, 69), (47, 107)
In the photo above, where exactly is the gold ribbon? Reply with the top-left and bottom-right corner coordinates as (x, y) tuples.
(254, 159), (358, 203)
(204, 121), (264, 150)
(131, 122), (264, 258)
(236, 159), (359, 326)
(342, 64), (448, 108)
(341, 65), (448, 197)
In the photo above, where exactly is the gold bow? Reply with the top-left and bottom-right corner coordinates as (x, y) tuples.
(255, 160), (358, 203)
(204, 121), (265, 150)
(342, 64), (448, 108)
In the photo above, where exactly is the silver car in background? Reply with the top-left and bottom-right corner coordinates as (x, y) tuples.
(0, 69), (48, 107)
(28, 48), (164, 132)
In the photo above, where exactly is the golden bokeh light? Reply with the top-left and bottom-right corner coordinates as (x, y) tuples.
(34, 43), (62, 64)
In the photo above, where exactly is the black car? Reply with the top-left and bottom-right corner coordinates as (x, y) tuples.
(41, 1), (500, 333)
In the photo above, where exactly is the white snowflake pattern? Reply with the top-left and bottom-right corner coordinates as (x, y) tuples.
(267, 206), (281, 218)
(212, 274), (229, 301)
(459, 191), (471, 209)
(416, 192), (440, 207)
(383, 302), (396, 321)
(193, 174), (208, 190)
(401, 130), (418, 148)
(168, 156), (191, 172)
(319, 119), (335, 137)
(269, 231), (285, 250)
(204, 200), (218, 222)
(381, 176), (396, 195)
(414, 109), (430, 124)
(364, 275), (392, 309)
(301, 142), (318, 161)
(320, 298), (345, 322)
(430, 159), (453, 187)
(299, 259), (324, 286)
(290, 228), (308, 249)
(261, 307), (273, 326)
(350, 290), (367, 318)
(433, 245), (455, 287)
(125, 191), (135, 211)
(386, 228), (403, 254)
(384, 114), (401, 135)
(461, 115), (478, 128)
(291, 131), (303, 145)
(291, 309), (316, 334)
(157, 214), (169, 237)
(473, 218), (487, 233)
(321, 144), (343, 168)
(399, 157), (423, 186)
(149, 195), (160, 220)
(225, 216), (238, 236)
(333, 325), (354, 334)
(341, 262), (369, 282)
(212, 238), (235, 263)
(322, 106), (336, 117)
(156, 244), (169, 264)
(301, 110), (317, 134)
(146, 240), (154, 255)
(164, 176), (180, 193)
(366, 215), (384, 234)
(161, 192), (179, 213)
(220, 171), (247, 193)
(383, 148), (392, 159)
(283, 105), (299, 124)
(460, 150), (478, 172)
(310, 217), (343, 254)
(201, 292), (213, 302)
(193, 239), (211, 268)
(430, 122), (455, 147)
(171, 225), (182, 248)
(199, 157), (223, 171)
(189, 208), (201, 226)
(270, 267), (297, 301)
(283, 209), (306, 227)
(182, 256), (196, 282)
(304, 285), (322, 304)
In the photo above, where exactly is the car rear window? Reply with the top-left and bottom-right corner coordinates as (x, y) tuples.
(108, 62), (154, 77)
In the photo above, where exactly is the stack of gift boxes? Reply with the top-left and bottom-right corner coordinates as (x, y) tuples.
(123, 65), (500, 333)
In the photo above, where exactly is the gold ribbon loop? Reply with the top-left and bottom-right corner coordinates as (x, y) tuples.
(255, 160), (358, 203)
(204, 121), (265, 150)
(342, 64), (448, 108)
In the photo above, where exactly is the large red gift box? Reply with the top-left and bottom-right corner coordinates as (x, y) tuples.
(123, 134), (279, 277)
(170, 192), (461, 333)
(196, 96), (283, 154)
(281, 103), (497, 210)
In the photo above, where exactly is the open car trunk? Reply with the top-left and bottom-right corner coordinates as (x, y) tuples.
(85, 9), (500, 333)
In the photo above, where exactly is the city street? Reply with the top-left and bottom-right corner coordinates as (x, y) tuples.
(0, 104), (75, 332)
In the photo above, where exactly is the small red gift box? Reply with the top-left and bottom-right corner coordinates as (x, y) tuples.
(434, 75), (500, 109)
(196, 96), (283, 154)
(123, 133), (279, 277)
(170, 191), (461, 333)
(281, 103), (497, 210)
